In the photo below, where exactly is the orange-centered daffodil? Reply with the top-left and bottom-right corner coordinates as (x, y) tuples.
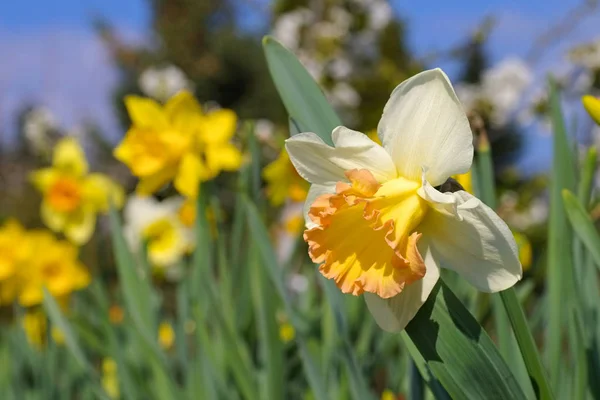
(286, 69), (522, 332)
(30, 138), (124, 244)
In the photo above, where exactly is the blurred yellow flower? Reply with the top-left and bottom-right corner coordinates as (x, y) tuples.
(22, 309), (47, 350)
(380, 389), (397, 400)
(513, 231), (532, 271)
(0, 220), (30, 305)
(124, 196), (194, 269)
(51, 326), (65, 345)
(114, 91), (242, 198)
(583, 95), (600, 125)
(278, 322), (295, 343)
(17, 230), (90, 307)
(453, 169), (473, 194)
(30, 137), (124, 244)
(263, 149), (309, 206)
(102, 358), (120, 399)
(158, 321), (175, 350)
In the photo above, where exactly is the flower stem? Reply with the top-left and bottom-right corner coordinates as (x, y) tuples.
(499, 288), (555, 400)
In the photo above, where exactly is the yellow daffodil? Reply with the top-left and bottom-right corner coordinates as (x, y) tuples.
(30, 137), (124, 244)
(158, 321), (175, 350)
(286, 69), (521, 332)
(513, 231), (532, 271)
(263, 149), (310, 206)
(279, 322), (295, 343)
(124, 196), (194, 269)
(114, 91), (242, 198)
(22, 309), (47, 350)
(0, 220), (30, 305)
(102, 358), (120, 399)
(583, 95), (600, 125)
(380, 389), (399, 400)
(17, 230), (90, 307)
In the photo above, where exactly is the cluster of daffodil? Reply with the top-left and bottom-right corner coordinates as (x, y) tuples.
(112, 91), (242, 272)
(0, 137), (125, 347)
(0, 218), (89, 347)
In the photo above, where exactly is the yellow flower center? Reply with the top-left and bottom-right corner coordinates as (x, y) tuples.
(42, 262), (62, 280)
(305, 169), (428, 299)
(48, 177), (82, 212)
(142, 218), (181, 266)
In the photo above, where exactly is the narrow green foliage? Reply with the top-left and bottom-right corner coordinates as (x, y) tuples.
(263, 36), (340, 145)
(546, 78), (577, 386)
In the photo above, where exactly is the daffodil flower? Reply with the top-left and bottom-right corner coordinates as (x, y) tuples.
(263, 149), (310, 206)
(124, 195), (194, 271)
(286, 69), (522, 332)
(583, 95), (600, 125)
(17, 230), (90, 307)
(114, 91), (242, 198)
(30, 138), (124, 244)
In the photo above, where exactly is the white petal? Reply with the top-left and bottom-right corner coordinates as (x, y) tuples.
(303, 183), (335, 229)
(378, 69), (473, 186)
(285, 128), (397, 186)
(420, 190), (522, 292)
(417, 171), (459, 219)
(365, 243), (440, 332)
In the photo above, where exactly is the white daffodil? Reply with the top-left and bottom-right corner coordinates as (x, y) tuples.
(124, 195), (194, 272)
(285, 69), (522, 332)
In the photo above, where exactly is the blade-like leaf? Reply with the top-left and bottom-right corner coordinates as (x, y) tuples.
(263, 36), (340, 144)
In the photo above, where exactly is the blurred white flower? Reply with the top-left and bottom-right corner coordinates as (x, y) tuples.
(272, 8), (314, 50)
(255, 119), (275, 142)
(124, 195), (194, 272)
(500, 191), (548, 230)
(287, 273), (309, 294)
(330, 57), (353, 80)
(329, 82), (361, 109)
(481, 58), (532, 125)
(23, 107), (57, 156)
(367, 0), (393, 30)
(138, 65), (193, 102)
(456, 58), (532, 126)
(569, 39), (600, 70)
(274, 202), (304, 264)
(455, 83), (481, 112)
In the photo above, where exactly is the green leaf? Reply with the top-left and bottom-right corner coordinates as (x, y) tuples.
(405, 282), (527, 399)
(546, 79), (577, 385)
(263, 36), (341, 145)
(244, 197), (328, 400)
(477, 134), (551, 400)
(43, 290), (110, 400)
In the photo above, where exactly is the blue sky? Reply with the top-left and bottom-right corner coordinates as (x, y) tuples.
(1, 0), (599, 172)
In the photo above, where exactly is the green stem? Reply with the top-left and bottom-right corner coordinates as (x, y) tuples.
(499, 288), (555, 400)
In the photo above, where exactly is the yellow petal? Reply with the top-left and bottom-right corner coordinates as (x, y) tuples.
(52, 137), (88, 177)
(30, 168), (59, 193)
(125, 96), (168, 130)
(174, 153), (211, 198)
(83, 174), (124, 212)
(41, 200), (68, 232)
(64, 207), (97, 245)
(199, 109), (237, 143)
(583, 95), (600, 125)
(136, 165), (179, 195)
(206, 143), (242, 172)
(114, 128), (172, 176)
(164, 90), (203, 131)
